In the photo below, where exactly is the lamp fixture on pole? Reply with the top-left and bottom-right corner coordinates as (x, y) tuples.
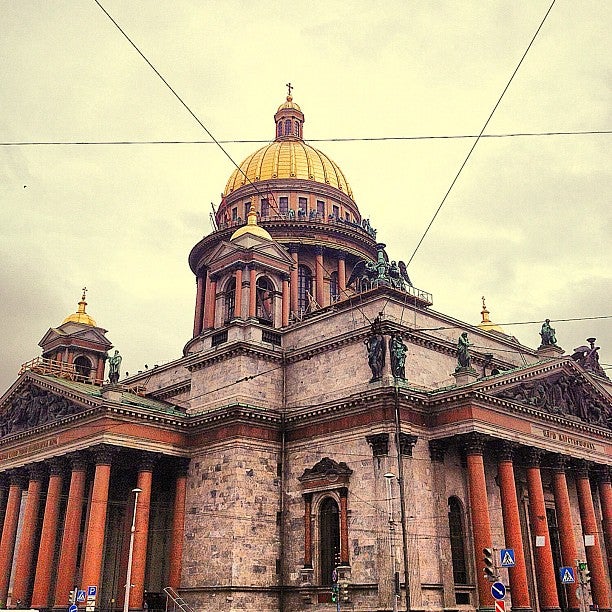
(123, 487), (142, 612)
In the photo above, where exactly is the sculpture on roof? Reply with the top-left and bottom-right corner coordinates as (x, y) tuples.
(456, 332), (471, 370)
(389, 333), (408, 379)
(571, 338), (608, 378)
(348, 244), (413, 293)
(365, 315), (386, 381)
(108, 350), (122, 385)
(539, 319), (557, 346)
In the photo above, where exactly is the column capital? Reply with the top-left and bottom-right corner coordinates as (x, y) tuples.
(497, 440), (518, 462)
(549, 454), (569, 473)
(339, 487), (348, 499)
(288, 243), (300, 254)
(7, 468), (27, 489)
(595, 464), (610, 484)
(366, 433), (389, 457)
(429, 439), (447, 463)
(90, 444), (117, 466)
(27, 463), (46, 481)
(522, 446), (545, 468)
(47, 457), (66, 476)
(314, 245), (324, 256)
(573, 459), (591, 479)
(66, 451), (88, 472)
(337, 251), (346, 261)
(136, 451), (160, 472)
(460, 432), (489, 456)
(174, 457), (191, 478)
(303, 491), (313, 503)
(399, 433), (418, 456)
(0, 473), (7, 489)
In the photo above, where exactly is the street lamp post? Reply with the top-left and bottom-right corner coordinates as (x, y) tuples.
(384, 473), (399, 612)
(123, 488), (142, 612)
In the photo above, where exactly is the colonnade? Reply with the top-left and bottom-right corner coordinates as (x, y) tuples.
(455, 433), (611, 612)
(0, 445), (189, 611)
(192, 245), (348, 336)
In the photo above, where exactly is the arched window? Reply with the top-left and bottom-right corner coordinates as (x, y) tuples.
(277, 121), (282, 138)
(256, 276), (274, 324)
(329, 271), (339, 303)
(448, 497), (468, 585)
(319, 497), (340, 585)
(224, 277), (236, 323)
(74, 355), (92, 378)
(284, 118), (292, 136)
(295, 120), (300, 137)
(297, 265), (313, 314)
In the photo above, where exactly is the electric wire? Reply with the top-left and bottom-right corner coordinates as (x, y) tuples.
(406, 0), (557, 268)
(2, 129), (610, 146)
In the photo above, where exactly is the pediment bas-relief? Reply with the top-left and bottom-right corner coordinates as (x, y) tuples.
(494, 373), (611, 429)
(0, 385), (82, 438)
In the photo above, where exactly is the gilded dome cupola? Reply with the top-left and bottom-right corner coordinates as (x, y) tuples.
(274, 83), (304, 140)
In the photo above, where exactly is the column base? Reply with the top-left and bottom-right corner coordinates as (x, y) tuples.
(540, 608), (561, 612)
(511, 607), (533, 612)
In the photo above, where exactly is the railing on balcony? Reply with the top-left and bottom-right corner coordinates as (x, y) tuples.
(19, 356), (103, 385)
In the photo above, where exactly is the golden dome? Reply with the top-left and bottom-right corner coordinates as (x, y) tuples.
(63, 288), (97, 326)
(477, 296), (504, 334)
(224, 140), (353, 198)
(277, 95), (301, 112)
(231, 205), (273, 241)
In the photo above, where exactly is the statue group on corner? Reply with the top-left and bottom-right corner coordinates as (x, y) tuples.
(539, 319), (557, 346)
(364, 315), (408, 381)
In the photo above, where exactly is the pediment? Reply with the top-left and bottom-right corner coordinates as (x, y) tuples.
(486, 363), (611, 429)
(0, 377), (88, 439)
(39, 324), (112, 349)
(204, 238), (293, 269)
(299, 457), (353, 483)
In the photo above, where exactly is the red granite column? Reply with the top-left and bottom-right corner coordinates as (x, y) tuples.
(249, 267), (257, 318)
(339, 487), (349, 565)
(497, 443), (532, 612)
(12, 464), (45, 606)
(463, 434), (495, 611)
(575, 461), (611, 612)
(129, 455), (155, 610)
(95, 356), (105, 382)
(303, 493), (313, 568)
(337, 254), (346, 294)
(0, 476), (8, 534)
(203, 272), (217, 330)
(234, 267), (243, 319)
(193, 275), (205, 337)
(550, 455), (580, 612)
(168, 460), (189, 590)
(0, 471), (24, 607)
(281, 276), (290, 327)
(524, 448), (560, 612)
(81, 446), (115, 602)
(315, 246), (325, 307)
(597, 467), (612, 577)
(289, 246), (299, 315)
(31, 458), (65, 608)
(54, 455), (88, 607)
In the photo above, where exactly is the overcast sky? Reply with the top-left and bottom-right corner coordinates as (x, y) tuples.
(1, 1), (610, 391)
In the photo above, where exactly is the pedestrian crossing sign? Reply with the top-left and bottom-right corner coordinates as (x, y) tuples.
(500, 549), (515, 567)
(560, 566), (575, 584)
(76, 590), (86, 603)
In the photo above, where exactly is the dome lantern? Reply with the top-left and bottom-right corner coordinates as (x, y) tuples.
(274, 82), (305, 141)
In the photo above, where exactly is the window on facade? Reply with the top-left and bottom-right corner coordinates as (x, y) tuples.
(261, 198), (270, 217)
(345, 212), (350, 221)
(320, 498), (340, 585)
(295, 120), (300, 137)
(244, 202), (251, 220)
(329, 271), (339, 303)
(448, 497), (468, 585)
(297, 265), (313, 313)
(317, 200), (325, 217)
(332, 205), (340, 219)
(74, 356), (92, 378)
(280, 197), (289, 215)
(284, 119), (292, 136)
(224, 277), (236, 323)
(256, 276), (274, 324)
(232, 207), (238, 221)
(298, 197), (307, 213)
(277, 121), (282, 138)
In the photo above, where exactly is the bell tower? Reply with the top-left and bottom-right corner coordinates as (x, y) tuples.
(37, 288), (113, 384)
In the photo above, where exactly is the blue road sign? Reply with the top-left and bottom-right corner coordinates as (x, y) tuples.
(69, 605), (78, 612)
(500, 548), (516, 567)
(491, 582), (506, 600)
(76, 590), (86, 603)
(560, 566), (575, 584)
(87, 586), (97, 598)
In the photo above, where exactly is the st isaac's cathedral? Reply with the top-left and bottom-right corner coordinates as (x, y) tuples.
(0, 92), (610, 612)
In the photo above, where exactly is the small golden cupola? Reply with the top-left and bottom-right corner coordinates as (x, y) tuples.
(62, 287), (97, 326)
(230, 205), (273, 241)
(274, 82), (305, 140)
(478, 296), (505, 334)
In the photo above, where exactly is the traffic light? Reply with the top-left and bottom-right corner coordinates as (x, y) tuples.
(483, 547), (497, 582)
(340, 582), (349, 602)
(68, 588), (77, 605)
(577, 561), (591, 585)
(331, 583), (338, 603)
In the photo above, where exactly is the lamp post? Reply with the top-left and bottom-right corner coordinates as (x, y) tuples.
(384, 473), (399, 612)
(123, 488), (142, 612)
